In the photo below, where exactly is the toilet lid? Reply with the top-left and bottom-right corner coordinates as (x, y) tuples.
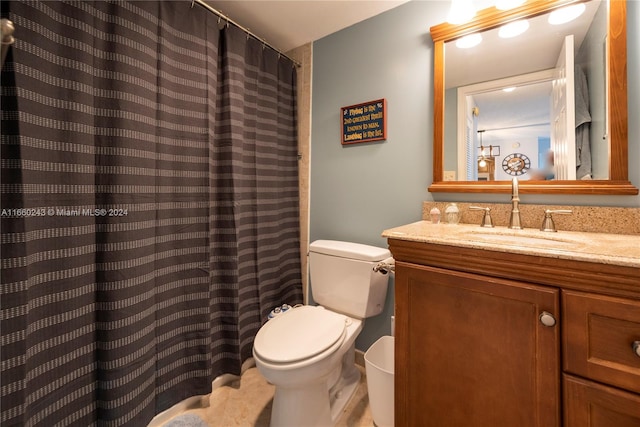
(254, 306), (347, 363)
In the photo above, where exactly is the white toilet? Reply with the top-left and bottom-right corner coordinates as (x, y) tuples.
(253, 240), (392, 427)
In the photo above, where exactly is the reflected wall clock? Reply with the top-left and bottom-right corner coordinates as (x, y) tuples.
(502, 153), (531, 176)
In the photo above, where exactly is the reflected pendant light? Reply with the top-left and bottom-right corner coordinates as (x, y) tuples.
(478, 130), (487, 167)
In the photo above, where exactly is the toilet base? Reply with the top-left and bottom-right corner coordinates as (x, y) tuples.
(329, 363), (360, 423)
(270, 380), (332, 427)
(269, 345), (361, 427)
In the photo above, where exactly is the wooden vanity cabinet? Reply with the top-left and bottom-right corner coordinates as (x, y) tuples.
(388, 238), (640, 427)
(395, 261), (560, 427)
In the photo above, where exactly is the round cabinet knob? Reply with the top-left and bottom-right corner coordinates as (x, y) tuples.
(633, 341), (640, 358)
(539, 311), (556, 327)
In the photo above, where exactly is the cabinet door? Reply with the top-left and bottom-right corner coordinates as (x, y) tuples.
(395, 262), (560, 427)
(564, 374), (640, 427)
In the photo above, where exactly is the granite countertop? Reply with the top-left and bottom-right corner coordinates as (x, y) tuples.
(382, 221), (640, 269)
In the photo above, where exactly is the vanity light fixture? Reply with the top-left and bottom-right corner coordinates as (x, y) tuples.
(498, 19), (529, 38)
(447, 0), (476, 25)
(548, 3), (586, 25)
(456, 33), (482, 49)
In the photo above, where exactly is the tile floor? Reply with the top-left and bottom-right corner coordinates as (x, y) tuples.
(160, 365), (374, 427)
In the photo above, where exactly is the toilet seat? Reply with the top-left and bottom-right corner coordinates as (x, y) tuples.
(254, 306), (347, 364)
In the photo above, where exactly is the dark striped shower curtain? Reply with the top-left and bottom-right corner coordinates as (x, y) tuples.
(0, 1), (302, 425)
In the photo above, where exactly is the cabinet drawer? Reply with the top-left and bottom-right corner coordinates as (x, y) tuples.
(562, 290), (640, 393)
(564, 374), (640, 427)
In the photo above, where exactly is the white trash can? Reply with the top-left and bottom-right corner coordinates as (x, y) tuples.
(365, 335), (394, 427)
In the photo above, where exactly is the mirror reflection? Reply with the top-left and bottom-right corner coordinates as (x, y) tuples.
(443, 0), (608, 182)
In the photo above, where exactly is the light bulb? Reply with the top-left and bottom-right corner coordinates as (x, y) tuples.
(548, 3), (586, 25)
(447, 0), (476, 25)
(456, 33), (482, 49)
(498, 19), (529, 38)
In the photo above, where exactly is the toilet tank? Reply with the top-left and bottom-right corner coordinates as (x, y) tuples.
(309, 240), (391, 319)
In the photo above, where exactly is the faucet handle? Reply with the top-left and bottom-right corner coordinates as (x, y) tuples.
(469, 206), (494, 228)
(540, 209), (572, 232)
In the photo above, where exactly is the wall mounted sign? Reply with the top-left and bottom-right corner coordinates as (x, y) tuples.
(341, 99), (387, 145)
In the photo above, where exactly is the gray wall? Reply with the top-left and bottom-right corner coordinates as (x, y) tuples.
(311, 0), (640, 351)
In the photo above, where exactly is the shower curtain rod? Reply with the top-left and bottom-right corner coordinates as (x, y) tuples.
(192, 0), (301, 68)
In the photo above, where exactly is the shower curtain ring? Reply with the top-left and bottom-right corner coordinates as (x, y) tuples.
(191, 0), (195, 8)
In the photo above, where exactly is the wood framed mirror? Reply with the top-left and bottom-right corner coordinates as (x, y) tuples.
(429, 0), (637, 194)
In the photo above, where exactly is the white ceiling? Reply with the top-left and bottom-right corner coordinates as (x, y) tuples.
(204, 0), (411, 52)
